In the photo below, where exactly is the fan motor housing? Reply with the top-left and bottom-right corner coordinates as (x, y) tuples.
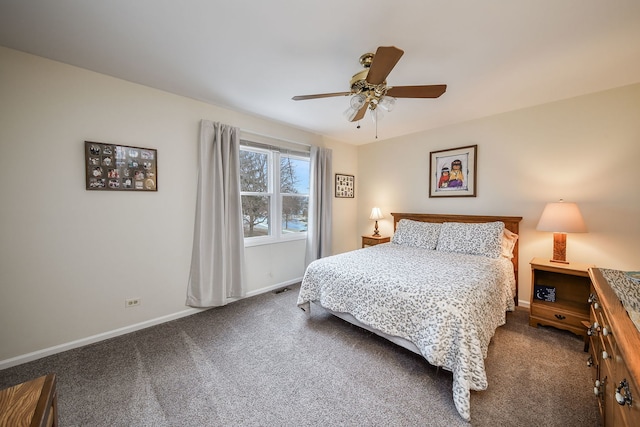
(350, 69), (369, 89)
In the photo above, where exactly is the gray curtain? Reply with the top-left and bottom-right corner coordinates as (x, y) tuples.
(305, 146), (333, 267)
(187, 120), (245, 307)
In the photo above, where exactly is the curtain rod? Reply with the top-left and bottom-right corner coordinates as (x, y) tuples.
(240, 129), (313, 149)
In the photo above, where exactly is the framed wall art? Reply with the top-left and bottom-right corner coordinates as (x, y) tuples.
(335, 173), (354, 198)
(429, 144), (477, 197)
(85, 141), (157, 191)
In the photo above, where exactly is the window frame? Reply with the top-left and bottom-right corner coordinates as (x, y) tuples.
(240, 143), (309, 247)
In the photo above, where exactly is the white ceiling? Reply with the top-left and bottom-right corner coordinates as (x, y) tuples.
(1, 0), (639, 145)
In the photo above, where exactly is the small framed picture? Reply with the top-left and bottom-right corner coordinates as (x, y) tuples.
(85, 141), (157, 191)
(429, 144), (477, 197)
(335, 173), (354, 198)
(534, 285), (556, 302)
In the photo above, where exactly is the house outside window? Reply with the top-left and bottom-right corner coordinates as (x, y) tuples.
(240, 142), (309, 246)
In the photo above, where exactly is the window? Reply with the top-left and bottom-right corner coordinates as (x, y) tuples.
(240, 142), (309, 245)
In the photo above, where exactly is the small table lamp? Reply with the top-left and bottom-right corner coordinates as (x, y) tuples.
(369, 207), (384, 237)
(536, 199), (587, 263)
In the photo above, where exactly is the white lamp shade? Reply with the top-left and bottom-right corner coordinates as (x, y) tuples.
(536, 201), (587, 233)
(369, 207), (384, 220)
(350, 93), (366, 109)
(378, 96), (396, 112)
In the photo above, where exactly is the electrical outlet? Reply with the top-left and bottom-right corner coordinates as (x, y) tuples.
(125, 298), (141, 308)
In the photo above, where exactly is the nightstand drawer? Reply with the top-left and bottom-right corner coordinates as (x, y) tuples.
(531, 303), (588, 329)
(362, 235), (390, 248)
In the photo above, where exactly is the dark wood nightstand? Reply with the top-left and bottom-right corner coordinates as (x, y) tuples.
(362, 235), (390, 248)
(529, 257), (595, 339)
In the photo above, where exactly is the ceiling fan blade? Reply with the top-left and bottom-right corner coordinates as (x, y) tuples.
(292, 92), (351, 101)
(386, 84), (447, 98)
(366, 46), (404, 85)
(351, 103), (369, 122)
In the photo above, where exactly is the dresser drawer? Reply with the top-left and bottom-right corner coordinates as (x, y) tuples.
(613, 362), (640, 426)
(591, 306), (616, 361)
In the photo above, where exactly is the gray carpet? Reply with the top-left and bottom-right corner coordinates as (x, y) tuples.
(0, 284), (601, 426)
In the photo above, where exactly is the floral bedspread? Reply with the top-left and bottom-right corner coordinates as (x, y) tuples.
(297, 243), (515, 421)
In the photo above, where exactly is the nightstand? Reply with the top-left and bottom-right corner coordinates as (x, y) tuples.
(362, 235), (390, 248)
(529, 257), (595, 339)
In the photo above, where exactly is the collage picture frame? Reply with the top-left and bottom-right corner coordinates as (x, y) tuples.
(85, 141), (157, 191)
(335, 173), (354, 198)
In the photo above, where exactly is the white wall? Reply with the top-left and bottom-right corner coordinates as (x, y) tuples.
(0, 47), (358, 365)
(4, 43), (635, 367)
(357, 83), (640, 305)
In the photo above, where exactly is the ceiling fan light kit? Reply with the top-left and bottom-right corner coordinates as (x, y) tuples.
(293, 46), (447, 137)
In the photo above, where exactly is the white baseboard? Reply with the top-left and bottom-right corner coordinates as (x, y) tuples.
(0, 277), (303, 371)
(246, 277), (302, 297)
(0, 307), (205, 371)
(518, 299), (530, 308)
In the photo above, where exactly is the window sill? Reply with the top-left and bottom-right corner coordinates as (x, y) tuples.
(244, 234), (307, 248)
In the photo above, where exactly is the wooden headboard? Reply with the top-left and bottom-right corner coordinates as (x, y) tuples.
(391, 212), (523, 303)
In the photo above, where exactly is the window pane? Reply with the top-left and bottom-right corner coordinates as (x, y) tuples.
(240, 150), (268, 192)
(280, 156), (309, 194)
(242, 195), (270, 237)
(282, 195), (308, 234)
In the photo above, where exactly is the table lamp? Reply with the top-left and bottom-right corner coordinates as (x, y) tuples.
(369, 207), (384, 237)
(536, 199), (587, 263)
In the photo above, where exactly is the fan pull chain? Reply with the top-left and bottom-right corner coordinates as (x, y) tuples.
(375, 110), (378, 139)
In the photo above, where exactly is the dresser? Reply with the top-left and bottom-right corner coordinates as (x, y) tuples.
(0, 373), (58, 427)
(587, 268), (640, 426)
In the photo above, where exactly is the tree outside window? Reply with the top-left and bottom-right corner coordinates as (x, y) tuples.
(240, 149), (270, 237)
(280, 155), (309, 234)
(240, 145), (309, 242)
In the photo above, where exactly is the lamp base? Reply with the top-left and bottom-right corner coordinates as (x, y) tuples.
(372, 220), (380, 237)
(550, 232), (568, 264)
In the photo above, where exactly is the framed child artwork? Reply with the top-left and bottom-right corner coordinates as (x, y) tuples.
(429, 145), (477, 197)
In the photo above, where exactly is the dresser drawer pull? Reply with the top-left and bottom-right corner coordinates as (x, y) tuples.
(616, 379), (633, 406)
(594, 379), (602, 396)
(586, 356), (593, 367)
(554, 314), (566, 320)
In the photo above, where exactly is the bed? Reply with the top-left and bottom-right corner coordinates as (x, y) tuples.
(297, 213), (522, 421)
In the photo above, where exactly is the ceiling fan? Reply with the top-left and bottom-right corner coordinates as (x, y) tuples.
(292, 46), (447, 125)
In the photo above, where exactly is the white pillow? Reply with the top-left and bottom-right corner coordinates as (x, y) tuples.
(436, 221), (505, 258)
(392, 219), (441, 250)
(501, 229), (519, 259)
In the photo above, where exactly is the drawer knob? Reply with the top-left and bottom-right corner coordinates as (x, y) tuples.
(602, 350), (609, 360)
(616, 379), (633, 406)
(586, 356), (593, 367)
(554, 314), (566, 320)
(593, 302), (599, 310)
(602, 327), (609, 336)
(594, 379), (602, 396)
